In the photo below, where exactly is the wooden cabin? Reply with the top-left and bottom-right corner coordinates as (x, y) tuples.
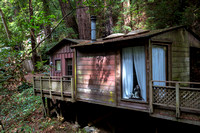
(33, 26), (200, 126)
(46, 38), (89, 77)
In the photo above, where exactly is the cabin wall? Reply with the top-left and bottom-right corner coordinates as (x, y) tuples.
(151, 28), (190, 82)
(76, 48), (116, 106)
(50, 43), (74, 77)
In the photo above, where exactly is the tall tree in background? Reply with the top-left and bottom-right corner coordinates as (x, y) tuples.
(122, 0), (131, 33)
(29, 0), (37, 71)
(76, 0), (91, 40)
(58, 0), (78, 38)
(42, 0), (51, 42)
(0, 8), (11, 40)
(103, 1), (113, 37)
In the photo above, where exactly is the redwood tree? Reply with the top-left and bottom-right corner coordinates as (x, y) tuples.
(29, 0), (37, 71)
(76, 0), (91, 40)
(58, 0), (78, 38)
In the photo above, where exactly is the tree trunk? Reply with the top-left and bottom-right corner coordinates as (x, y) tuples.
(29, 0), (37, 71)
(76, 0), (91, 40)
(123, 0), (131, 33)
(58, 0), (78, 38)
(42, 0), (51, 42)
(103, 1), (113, 37)
(0, 8), (11, 40)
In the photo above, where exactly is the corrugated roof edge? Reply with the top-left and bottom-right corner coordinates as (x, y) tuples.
(71, 25), (199, 48)
(46, 38), (89, 55)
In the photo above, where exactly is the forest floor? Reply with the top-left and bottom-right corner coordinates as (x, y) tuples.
(0, 73), (90, 133)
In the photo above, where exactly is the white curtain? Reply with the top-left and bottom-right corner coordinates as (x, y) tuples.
(122, 48), (134, 99)
(152, 45), (166, 86)
(133, 46), (146, 101)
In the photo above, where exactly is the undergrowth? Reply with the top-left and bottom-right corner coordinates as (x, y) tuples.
(0, 84), (87, 133)
(0, 87), (42, 132)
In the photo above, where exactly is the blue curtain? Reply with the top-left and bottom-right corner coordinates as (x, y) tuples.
(133, 46), (146, 101)
(122, 48), (134, 99)
(122, 46), (146, 101)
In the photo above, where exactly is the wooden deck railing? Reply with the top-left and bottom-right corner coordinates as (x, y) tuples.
(33, 76), (75, 102)
(150, 80), (200, 117)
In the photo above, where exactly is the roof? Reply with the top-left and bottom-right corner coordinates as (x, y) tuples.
(71, 26), (200, 48)
(46, 38), (89, 54)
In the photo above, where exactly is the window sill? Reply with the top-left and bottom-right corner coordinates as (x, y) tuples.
(121, 98), (148, 104)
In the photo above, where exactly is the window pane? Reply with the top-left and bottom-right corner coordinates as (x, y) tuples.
(122, 46), (146, 101)
(66, 58), (72, 76)
(152, 45), (166, 86)
(55, 60), (61, 71)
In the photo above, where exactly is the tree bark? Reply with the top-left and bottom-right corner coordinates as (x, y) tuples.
(103, 1), (113, 37)
(42, 0), (51, 42)
(0, 8), (11, 40)
(29, 0), (37, 71)
(76, 0), (91, 40)
(123, 0), (131, 33)
(58, 0), (78, 38)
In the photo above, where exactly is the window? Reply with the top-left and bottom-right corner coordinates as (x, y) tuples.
(122, 46), (146, 101)
(66, 58), (72, 76)
(55, 60), (61, 71)
(152, 45), (167, 86)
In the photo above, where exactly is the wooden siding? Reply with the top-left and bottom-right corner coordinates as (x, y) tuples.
(76, 49), (116, 105)
(151, 28), (191, 82)
(50, 42), (74, 77)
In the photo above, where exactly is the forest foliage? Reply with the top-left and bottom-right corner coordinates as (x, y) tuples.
(0, 0), (200, 86)
(0, 0), (200, 131)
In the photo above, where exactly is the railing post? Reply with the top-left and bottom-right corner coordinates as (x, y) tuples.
(49, 77), (52, 99)
(40, 76), (47, 117)
(176, 82), (180, 118)
(149, 80), (153, 113)
(60, 77), (63, 100)
(32, 77), (35, 95)
(40, 77), (43, 97)
(71, 77), (75, 102)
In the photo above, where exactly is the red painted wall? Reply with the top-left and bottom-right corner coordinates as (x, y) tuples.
(50, 43), (74, 77)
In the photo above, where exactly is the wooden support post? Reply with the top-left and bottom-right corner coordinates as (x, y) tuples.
(71, 77), (75, 102)
(32, 77), (35, 95)
(60, 77), (63, 100)
(149, 80), (153, 114)
(149, 39), (153, 114)
(42, 97), (47, 117)
(47, 98), (51, 117)
(176, 82), (180, 118)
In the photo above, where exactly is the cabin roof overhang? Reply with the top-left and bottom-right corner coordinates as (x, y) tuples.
(71, 26), (200, 49)
(46, 38), (89, 55)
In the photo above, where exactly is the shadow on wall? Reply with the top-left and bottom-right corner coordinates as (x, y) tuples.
(88, 56), (111, 90)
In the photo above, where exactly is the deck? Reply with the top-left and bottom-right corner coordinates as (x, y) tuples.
(33, 76), (75, 102)
(33, 76), (200, 126)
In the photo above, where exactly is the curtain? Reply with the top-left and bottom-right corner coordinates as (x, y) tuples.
(122, 47), (134, 99)
(133, 46), (146, 101)
(152, 46), (166, 86)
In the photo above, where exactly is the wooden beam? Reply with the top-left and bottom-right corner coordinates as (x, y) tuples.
(40, 77), (43, 97)
(71, 77), (75, 102)
(176, 82), (180, 118)
(60, 77), (63, 100)
(33, 77), (35, 95)
(149, 81), (153, 114)
(149, 39), (153, 113)
(49, 77), (52, 99)
(46, 98), (51, 117)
